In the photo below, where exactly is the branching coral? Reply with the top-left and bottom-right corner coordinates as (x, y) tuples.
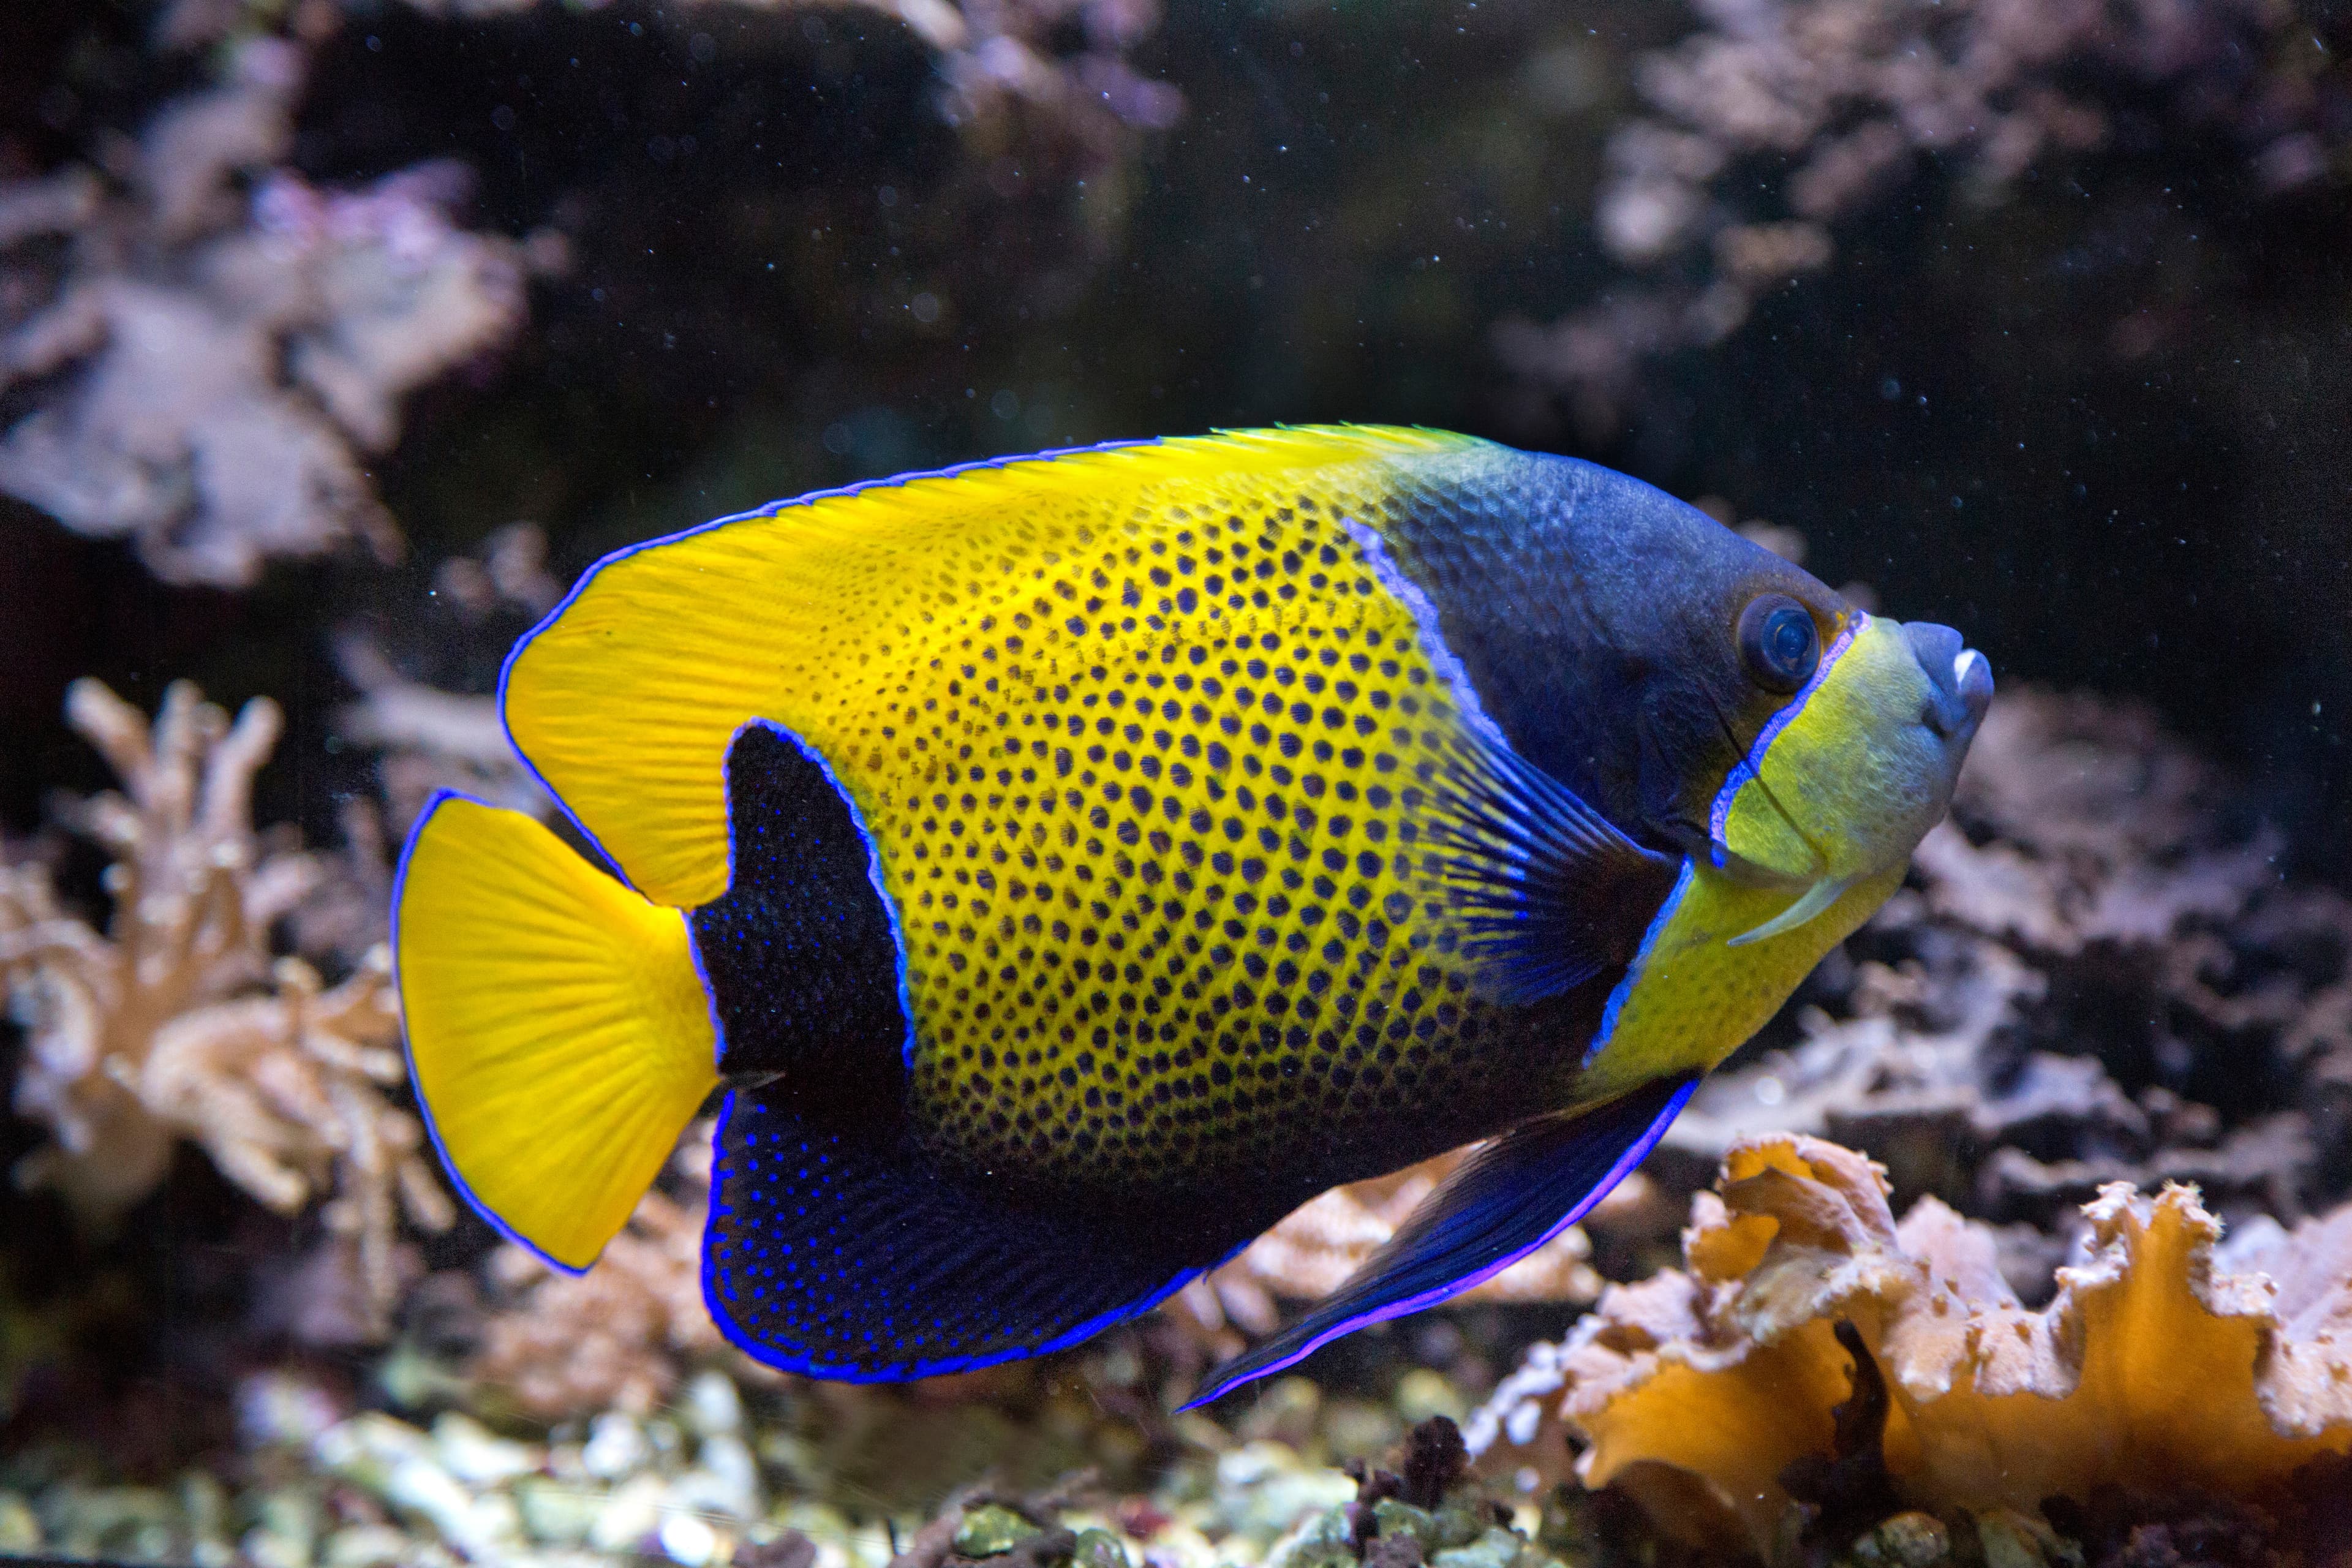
(1467, 1136), (2352, 1555)
(167, 0), (1182, 181)
(0, 36), (529, 586)
(1495, 0), (2352, 435)
(0, 679), (451, 1329)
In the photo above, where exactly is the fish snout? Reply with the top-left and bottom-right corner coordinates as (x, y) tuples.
(1901, 620), (1993, 741)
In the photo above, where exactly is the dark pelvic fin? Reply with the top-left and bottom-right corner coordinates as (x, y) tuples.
(1183, 1071), (1700, 1408)
(1423, 744), (1681, 1004)
(703, 1087), (1242, 1379)
(688, 722), (913, 1099)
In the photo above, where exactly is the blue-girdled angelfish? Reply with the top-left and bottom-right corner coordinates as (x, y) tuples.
(391, 426), (1991, 1406)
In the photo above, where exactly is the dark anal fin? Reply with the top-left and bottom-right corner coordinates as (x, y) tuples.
(704, 1088), (1242, 1379)
(1184, 1072), (1700, 1408)
(1427, 745), (1681, 1004)
(690, 722), (913, 1098)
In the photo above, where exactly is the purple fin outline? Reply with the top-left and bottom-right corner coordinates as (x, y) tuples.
(391, 788), (680, 1276)
(697, 1092), (1250, 1382)
(1178, 1076), (1699, 1409)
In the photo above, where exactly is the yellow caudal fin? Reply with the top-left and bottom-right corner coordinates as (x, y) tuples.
(500, 426), (1478, 907)
(394, 793), (720, 1271)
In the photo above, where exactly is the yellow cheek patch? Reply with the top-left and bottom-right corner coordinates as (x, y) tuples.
(1586, 615), (1942, 1091)
(1578, 860), (1905, 1099)
(1717, 615), (1943, 882)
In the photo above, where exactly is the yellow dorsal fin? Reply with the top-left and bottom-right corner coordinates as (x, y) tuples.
(502, 425), (1483, 906)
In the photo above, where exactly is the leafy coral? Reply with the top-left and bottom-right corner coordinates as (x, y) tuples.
(1469, 1136), (2352, 1555)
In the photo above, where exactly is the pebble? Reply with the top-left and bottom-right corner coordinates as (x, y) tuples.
(1075, 1526), (1136, 1568)
(684, 1370), (745, 1437)
(1852, 1512), (1953, 1568)
(957, 1502), (1043, 1556)
(589, 1471), (669, 1555)
(433, 1411), (539, 1485)
(583, 1412), (654, 1480)
(0, 1492), (39, 1553)
(660, 1509), (722, 1566)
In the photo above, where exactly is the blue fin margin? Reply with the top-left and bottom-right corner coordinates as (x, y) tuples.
(1182, 1072), (1701, 1408)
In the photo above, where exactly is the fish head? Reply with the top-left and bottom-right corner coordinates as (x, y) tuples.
(1709, 609), (1992, 933)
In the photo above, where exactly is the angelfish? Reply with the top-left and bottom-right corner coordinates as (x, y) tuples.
(392, 427), (1991, 1404)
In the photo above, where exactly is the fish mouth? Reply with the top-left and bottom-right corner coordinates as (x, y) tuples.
(1902, 620), (1994, 747)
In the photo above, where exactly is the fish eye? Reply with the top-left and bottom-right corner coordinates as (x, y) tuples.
(1738, 594), (1820, 694)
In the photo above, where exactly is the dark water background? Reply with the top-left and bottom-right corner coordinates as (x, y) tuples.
(5, 0), (2348, 873)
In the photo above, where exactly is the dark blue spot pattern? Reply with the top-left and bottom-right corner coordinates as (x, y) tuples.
(702, 1088), (1241, 1379)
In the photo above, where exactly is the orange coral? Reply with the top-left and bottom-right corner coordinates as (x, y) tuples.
(1468, 1136), (2352, 1553)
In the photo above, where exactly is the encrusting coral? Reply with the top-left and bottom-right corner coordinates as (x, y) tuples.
(1174, 1147), (1608, 1360)
(0, 34), (531, 586)
(0, 679), (450, 1330)
(472, 1124), (1605, 1419)
(1494, 0), (2352, 435)
(1466, 1135), (2352, 1556)
(469, 1123), (728, 1420)
(1655, 685), (2352, 1267)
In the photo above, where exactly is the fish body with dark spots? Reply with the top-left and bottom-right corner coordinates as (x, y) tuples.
(388, 426), (1992, 1402)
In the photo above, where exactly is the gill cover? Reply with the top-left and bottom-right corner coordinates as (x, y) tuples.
(1577, 612), (1988, 1098)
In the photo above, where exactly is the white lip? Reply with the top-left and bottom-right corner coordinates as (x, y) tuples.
(1955, 649), (1985, 687)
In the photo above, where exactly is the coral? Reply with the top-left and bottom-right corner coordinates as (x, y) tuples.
(468, 1122), (728, 1420)
(1174, 1147), (1609, 1359)
(1496, 0), (2352, 435)
(326, 522), (561, 846)
(0, 679), (451, 1329)
(162, 0), (1181, 178)
(1651, 686), (2352, 1261)
(0, 37), (529, 586)
(1465, 1136), (2352, 1555)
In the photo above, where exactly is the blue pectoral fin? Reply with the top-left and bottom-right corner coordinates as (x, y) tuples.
(1183, 1071), (1700, 1408)
(1428, 746), (1681, 1005)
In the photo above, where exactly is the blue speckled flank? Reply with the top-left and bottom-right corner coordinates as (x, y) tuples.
(697, 1093), (1240, 1381)
(493, 436), (1169, 894)
(391, 790), (593, 1277)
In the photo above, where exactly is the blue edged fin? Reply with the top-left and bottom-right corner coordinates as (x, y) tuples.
(703, 1088), (1247, 1380)
(394, 793), (719, 1273)
(1425, 745), (1681, 1004)
(1183, 1072), (1700, 1408)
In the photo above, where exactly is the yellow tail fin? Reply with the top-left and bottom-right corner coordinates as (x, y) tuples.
(394, 793), (719, 1271)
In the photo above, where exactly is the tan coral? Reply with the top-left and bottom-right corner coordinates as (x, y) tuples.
(1467, 1136), (2352, 1553)
(0, 678), (450, 1328)
(1167, 1145), (1608, 1356)
(469, 1123), (735, 1420)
